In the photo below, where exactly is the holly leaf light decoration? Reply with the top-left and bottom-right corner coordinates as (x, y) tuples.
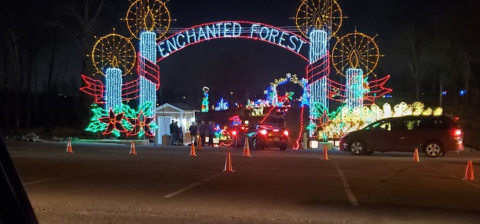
(86, 104), (109, 133)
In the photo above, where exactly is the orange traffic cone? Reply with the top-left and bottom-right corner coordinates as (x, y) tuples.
(189, 142), (197, 157)
(243, 138), (253, 157)
(130, 141), (137, 155)
(197, 136), (203, 150)
(323, 146), (329, 160)
(463, 160), (475, 181)
(66, 140), (74, 153)
(223, 152), (235, 172)
(413, 148), (420, 162)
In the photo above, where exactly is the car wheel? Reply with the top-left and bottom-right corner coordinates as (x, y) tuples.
(424, 141), (443, 158)
(280, 146), (287, 151)
(349, 141), (366, 156)
(252, 138), (259, 150)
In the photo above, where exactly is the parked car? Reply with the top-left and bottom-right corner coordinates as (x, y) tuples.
(339, 115), (464, 158)
(232, 123), (289, 151)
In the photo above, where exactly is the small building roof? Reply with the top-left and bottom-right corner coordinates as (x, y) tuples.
(156, 103), (199, 112)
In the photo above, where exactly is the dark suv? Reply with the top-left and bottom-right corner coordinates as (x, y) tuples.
(232, 123), (289, 150)
(339, 116), (464, 158)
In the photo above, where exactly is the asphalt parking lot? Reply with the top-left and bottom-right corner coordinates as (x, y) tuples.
(6, 141), (480, 224)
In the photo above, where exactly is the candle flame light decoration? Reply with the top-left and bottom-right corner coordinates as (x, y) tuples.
(79, 0), (436, 144)
(81, 0), (171, 137)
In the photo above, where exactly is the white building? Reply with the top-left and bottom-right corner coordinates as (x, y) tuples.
(155, 103), (199, 145)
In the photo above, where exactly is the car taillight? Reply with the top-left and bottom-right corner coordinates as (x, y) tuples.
(232, 131), (237, 136)
(452, 129), (462, 136)
(260, 130), (267, 135)
(283, 130), (289, 136)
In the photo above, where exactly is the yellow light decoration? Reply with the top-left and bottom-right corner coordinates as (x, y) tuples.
(91, 32), (136, 76)
(125, 0), (171, 40)
(294, 0), (346, 39)
(323, 102), (443, 139)
(433, 107), (443, 116)
(331, 30), (382, 77)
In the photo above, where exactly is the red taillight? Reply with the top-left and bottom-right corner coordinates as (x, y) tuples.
(232, 131), (237, 136)
(453, 129), (462, 136)
(283, 130), (289, 136)
(241, 126), (245, 130)
(260, 130), (267, 135)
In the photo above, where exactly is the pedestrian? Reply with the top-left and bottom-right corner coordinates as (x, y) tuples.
(177, 126), (183, 146)
(189, 122), (198, 145)
(170, 120), (177, 145)
(199, 121), (207, 147)
(208, 121), (215, 147)
(174, 121), (180, 145)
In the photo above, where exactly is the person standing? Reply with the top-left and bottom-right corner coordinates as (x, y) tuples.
(199, 121), (207, 147)
(208, 121), (215, 147)
(189, 122), (198, 145)
(169, 120), (176, 145)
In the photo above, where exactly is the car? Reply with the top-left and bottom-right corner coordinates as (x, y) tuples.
(339, 115), (464, 158)
(232, 123), (289, 150)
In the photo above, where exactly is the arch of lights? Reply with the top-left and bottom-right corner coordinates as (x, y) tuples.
(80, 0), (393, 145)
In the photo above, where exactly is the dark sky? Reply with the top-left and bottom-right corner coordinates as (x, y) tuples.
(150, 0), (447, 103)
(1, 0), (465, 104)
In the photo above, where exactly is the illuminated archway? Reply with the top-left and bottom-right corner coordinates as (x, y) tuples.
(155, 21), (310, 62)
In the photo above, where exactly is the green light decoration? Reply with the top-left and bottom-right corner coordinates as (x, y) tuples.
(201, 87), (209, 112)
(112, 129), (121, 137)
(85, 102), (158, 137)
(86, 104), (108, 133)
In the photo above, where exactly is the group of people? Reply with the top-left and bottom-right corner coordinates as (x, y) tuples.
(170, 120), (216, 147)
(189, 121), (216, 147)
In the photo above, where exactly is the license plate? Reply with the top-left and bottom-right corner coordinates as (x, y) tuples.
(274, 137), (279, 141)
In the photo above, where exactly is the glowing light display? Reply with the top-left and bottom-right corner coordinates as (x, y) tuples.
(345, 68), (366, 110)
(139, 31), (158, 117)
(265, 73), (305, 107)
(215, 98), (229, 111)
(202, 87), (209, 112)
(156, 21), (309, 62)
(105, 68), (123, 110)
(229, 115), (242, 126)
(86, 102), (157, 137)
(319, 102), (443, 139)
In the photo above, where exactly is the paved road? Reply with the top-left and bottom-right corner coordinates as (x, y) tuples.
(6, 141), (480, 224)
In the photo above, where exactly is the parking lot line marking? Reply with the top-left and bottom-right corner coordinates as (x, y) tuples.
(164, 172), (223, 198)
(23, 165), (129, 186)
(23, 177), (63, 186)
(334, 162), (360, 206)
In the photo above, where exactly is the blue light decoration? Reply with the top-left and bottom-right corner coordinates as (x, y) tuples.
(460, 90), (466, 96)
(307, 29), (329, 137)
(382, 94), (392, 98)
(442, 91), (447, 96)
(215, 98), (229, 111)
(202, 87), (209, 112)
(266, 85), (278, 106)
(156, 21), (309, 62)
(345, 68), (365, 110)
(139, 31), (157, 117)
(300, 78), (309, 106)
(105, 68), (123, 111)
